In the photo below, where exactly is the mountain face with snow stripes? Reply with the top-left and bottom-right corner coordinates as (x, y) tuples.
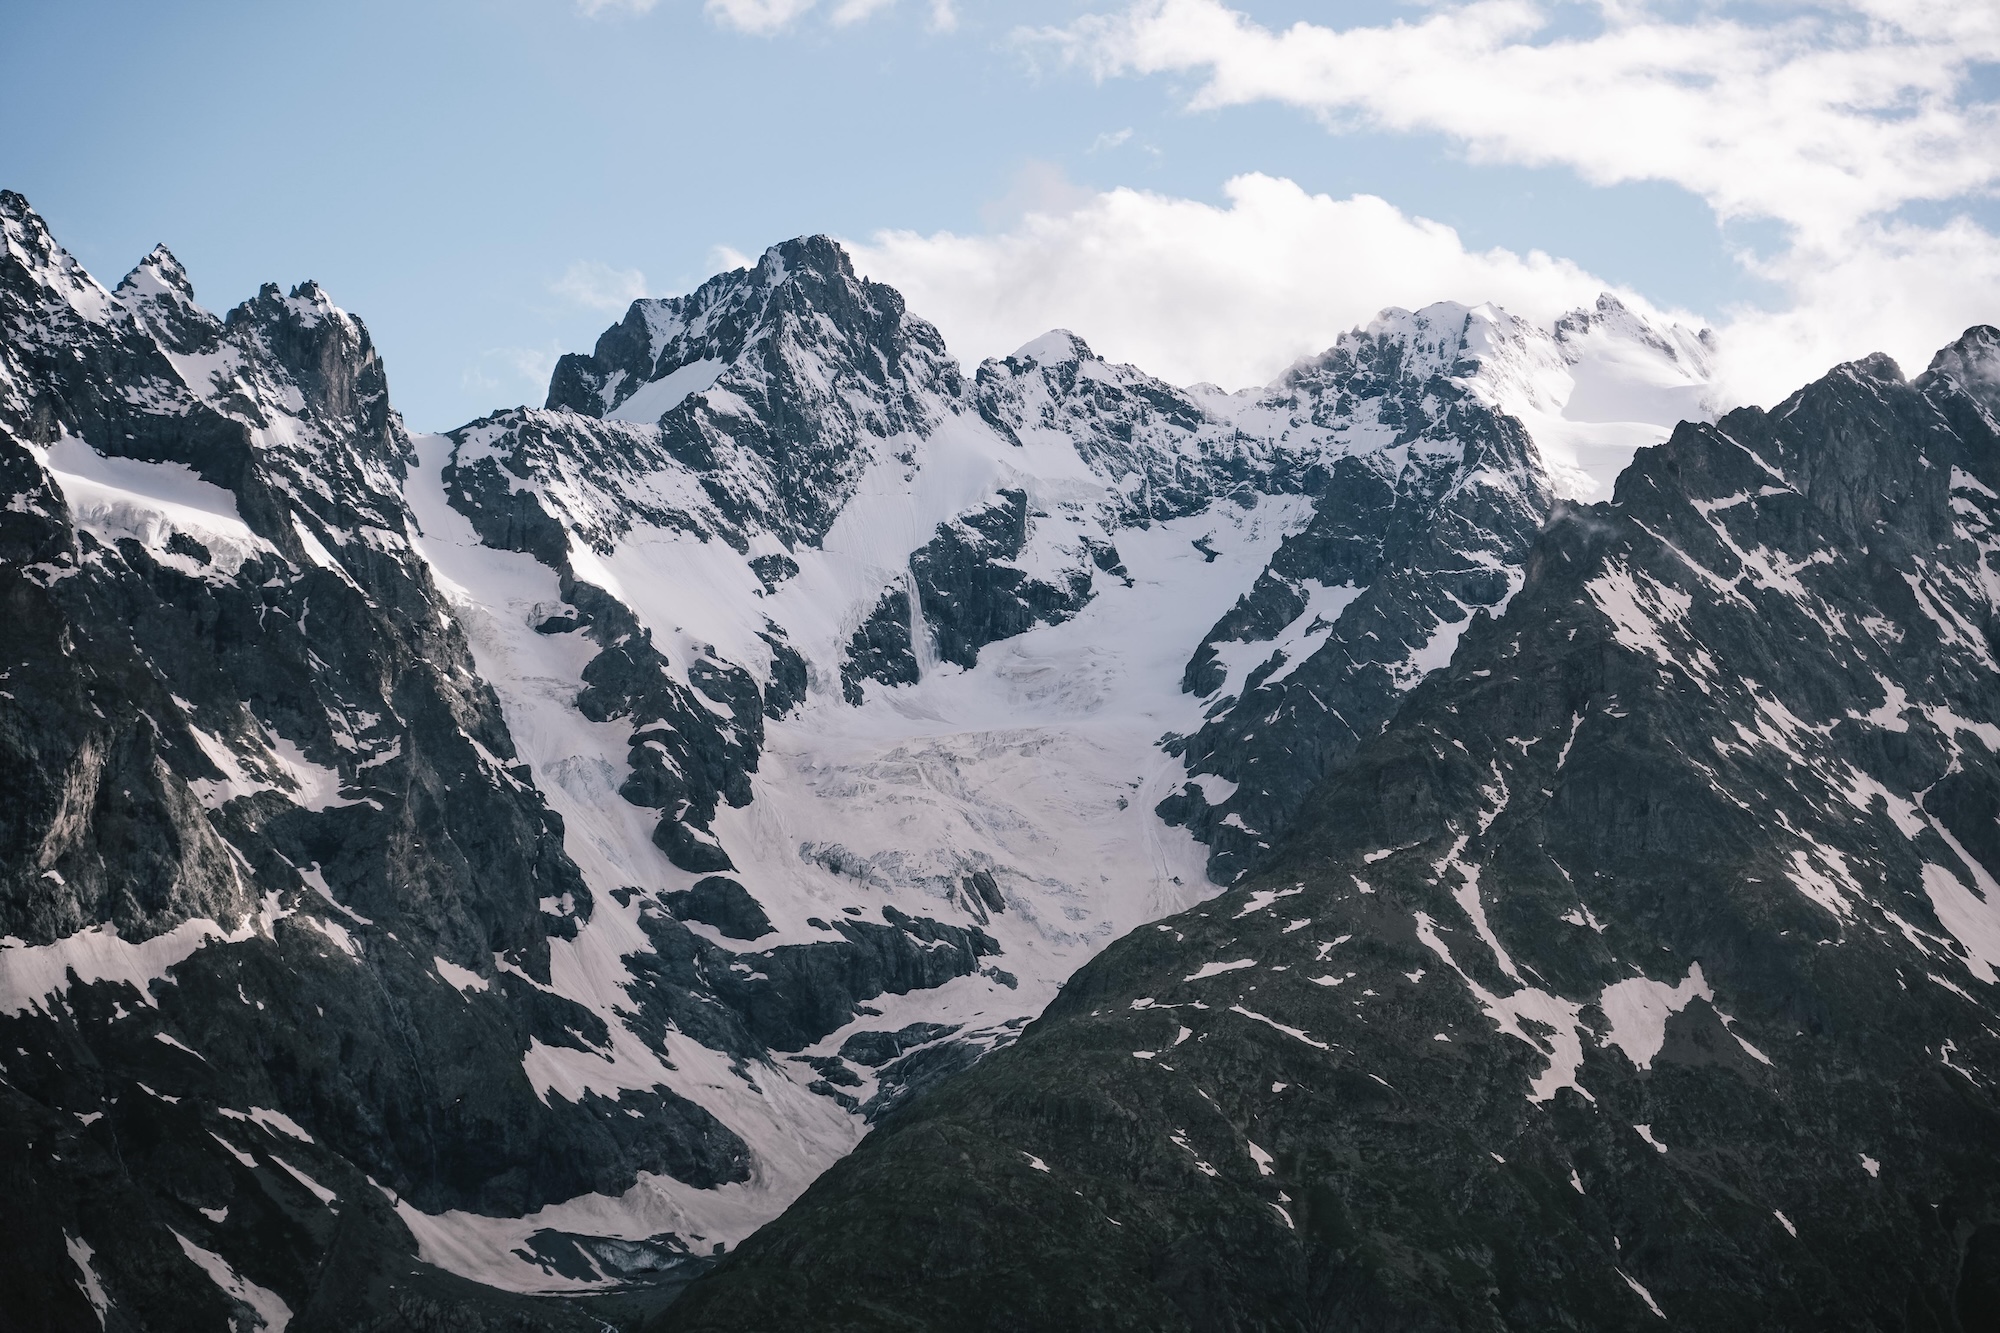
(0, 185), (1821, 1328)
(658, 333), (2000, 1331)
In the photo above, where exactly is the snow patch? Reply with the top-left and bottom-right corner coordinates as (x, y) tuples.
(170, 1229), (292, 1330)
(1598, 963), (1712, 1070)
(0, 894), (288, 1017)
(218, 1105), (313, 1143)
(65, 1233), (111, 1328)
(434, 956), (491, 994)
(32, 435), (274, 578)
(605, 358), (725, 423)
(1619, 1269), (1666, 1319)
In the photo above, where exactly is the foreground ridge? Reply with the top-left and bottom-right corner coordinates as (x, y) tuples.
(659, 333), (2000, 1330)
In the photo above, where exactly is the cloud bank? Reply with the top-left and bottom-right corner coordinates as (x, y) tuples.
(850, 174), (1624, 389)
(1003, 0), (2000, 403)
(551, 260), (650, 313)
(686, 0), (954, 34)
(1044, 0), (1999, 240)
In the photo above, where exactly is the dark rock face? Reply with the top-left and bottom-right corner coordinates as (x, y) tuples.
(625, 904), (998, 1059)
(911, 489), (1095, 669)
(0, 192), (750, 1327)
(656, 335), (2000, 1331)
(838, 1022), (963, 1067)
(1158, 308), (1559, 885)
(541, 235), (956, 548)
(664, 877), (774, 941)
(963, 868), (1005, 917)
(840, 587), (919, 704)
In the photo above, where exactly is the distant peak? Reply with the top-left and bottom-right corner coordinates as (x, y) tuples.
(0, 190), (62, 256)
(1010, 329), (1095, 366)
(760, 234), (856, 286)
(1921, 325), (2000, 415)
(228, 278), (346, 335)
(1926, 324), (2000, 382)
(115, 244), (196, 303)
(1840, 351), (1906, 385)
(0, 190), (116, 323)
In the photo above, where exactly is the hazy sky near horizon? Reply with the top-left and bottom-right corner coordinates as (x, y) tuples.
(5, 0), (1997, 430)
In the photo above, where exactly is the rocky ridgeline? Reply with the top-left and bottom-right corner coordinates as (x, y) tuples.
(660, 332), (2000, 1331)
(0, 191), (710, 1328)
(0, 186), (1729, 1328)
(1158, 305), (1562, 882)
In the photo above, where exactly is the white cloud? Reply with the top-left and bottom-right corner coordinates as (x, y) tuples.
(582, 0), (947, 33)
(1042, 0), (2000, 241)
(850, 173), (1622, 389)
(1718, 217), (2000, 406)
(853, 168), (2000, 409)
(831, 0), (894, 25)
(550, 260), (650, 313)
(1009, 0), (2000, 407)
(706, 0), (819, 33)
(463, 343), (566, 404)
(978, 161), (1098, 230)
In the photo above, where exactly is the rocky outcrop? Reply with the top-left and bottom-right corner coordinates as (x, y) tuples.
(625, 904), (1000, 1059)
(910, 489), (1096, 669)
(840, 587), (919, 704)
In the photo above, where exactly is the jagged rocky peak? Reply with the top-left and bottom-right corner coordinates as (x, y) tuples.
(1922, 322), (2000, 419)
(1555, 289), (1714, 365)
(226, 278), (401, 451)
(4, 211), (379, 453)
(1343, 292), (1718, 503)
(480, 234), (967, 554)
(0, 188), (118, 328)
(114, 242), (196, 303)
(1287, 298), (1515, 386)
(1273, 294), (1713, 442)
(1008, 327), (1093, 365)
(1268, 299), (1572, 414)
(546, 233), (957, 430)
(974, 325), (1213, 447)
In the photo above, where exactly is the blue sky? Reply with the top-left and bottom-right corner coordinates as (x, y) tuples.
(4, 0), (1996, 428)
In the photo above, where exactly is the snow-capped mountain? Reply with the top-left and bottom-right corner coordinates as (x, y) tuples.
(662, 331), (2000, 1331)
(0, 190), (1721, 1325)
